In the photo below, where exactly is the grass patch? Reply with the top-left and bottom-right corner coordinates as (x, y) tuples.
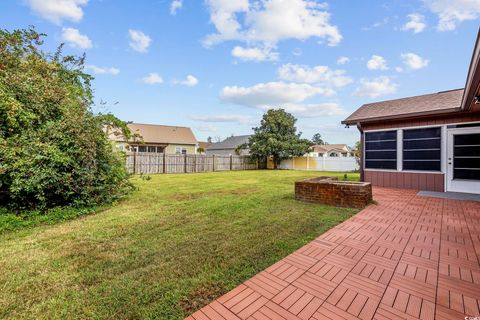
(0, 170), (359, 319)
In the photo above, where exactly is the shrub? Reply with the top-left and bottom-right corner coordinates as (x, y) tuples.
(0, 28), (132, 211)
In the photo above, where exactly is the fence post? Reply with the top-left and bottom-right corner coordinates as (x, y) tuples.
(163, 152), (166, 174)
(194, 155), (197, 173)
(212, 154), (215, 172)
(230, 155), (233, 171)
(184, 154), (187, 173)
(133, 152), (137, 174)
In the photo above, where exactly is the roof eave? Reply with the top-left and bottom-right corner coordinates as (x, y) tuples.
(341, 107), (462, 126)
(461, 28), (480, 111)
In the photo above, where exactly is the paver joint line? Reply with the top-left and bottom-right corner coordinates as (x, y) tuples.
(186, 187), (480, 320)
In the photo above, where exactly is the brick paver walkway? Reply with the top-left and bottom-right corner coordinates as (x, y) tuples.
(186, 187), (480, 320)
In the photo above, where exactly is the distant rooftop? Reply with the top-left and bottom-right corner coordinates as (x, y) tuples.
(207, 135), (251, 150)
(110, 123), (197, 144)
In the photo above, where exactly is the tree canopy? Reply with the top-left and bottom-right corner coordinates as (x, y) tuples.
(0, 28), (132, 210)
(311, 133), (327, 145)
(247, 109), (312, 169)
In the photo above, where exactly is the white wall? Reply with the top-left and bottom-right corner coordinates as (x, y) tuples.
(279, 156), (359, 172)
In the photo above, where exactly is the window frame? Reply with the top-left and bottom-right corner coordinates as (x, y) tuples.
(363, 124), (445, 173)
(402, 127), (442, 172)
(364, 130), (398, 170)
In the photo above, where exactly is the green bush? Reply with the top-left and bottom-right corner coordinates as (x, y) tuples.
(0, 28), (132, 211)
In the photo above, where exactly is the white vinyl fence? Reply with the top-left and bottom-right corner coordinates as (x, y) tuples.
(278, 156), (359, 172)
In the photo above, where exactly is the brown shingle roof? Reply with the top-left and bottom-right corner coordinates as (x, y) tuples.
(342, 89), (464, 125)
(111, 123), (197, 145)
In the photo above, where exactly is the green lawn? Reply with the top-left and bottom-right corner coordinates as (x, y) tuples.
(0, 170), (359, 319)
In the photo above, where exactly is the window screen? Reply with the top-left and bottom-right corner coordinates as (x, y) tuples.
(403, 127), (441, 171)
(365, 130), (397, 169)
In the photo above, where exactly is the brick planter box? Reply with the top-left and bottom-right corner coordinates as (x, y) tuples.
(295, 177), (372, 208)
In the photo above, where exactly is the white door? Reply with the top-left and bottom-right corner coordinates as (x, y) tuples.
(447, 127), (480, 194)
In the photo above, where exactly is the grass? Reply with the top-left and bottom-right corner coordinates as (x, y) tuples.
(0, 170), (359, 319)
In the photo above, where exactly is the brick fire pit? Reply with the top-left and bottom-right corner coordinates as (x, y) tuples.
(295, 177), (372, 208)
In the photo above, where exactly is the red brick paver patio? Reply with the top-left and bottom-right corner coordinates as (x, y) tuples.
(186, 187), (480, 320)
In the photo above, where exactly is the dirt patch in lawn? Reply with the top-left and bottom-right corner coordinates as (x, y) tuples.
(179, 282), (226, 314)
(171, 187), (258, 201)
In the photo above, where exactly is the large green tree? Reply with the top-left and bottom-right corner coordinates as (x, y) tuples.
(248, 109), (312, 169)
(0, 28), (132, 210)
(311, 133), (327, 145)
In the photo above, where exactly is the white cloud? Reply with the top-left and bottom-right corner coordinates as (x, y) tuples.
(231, 46), (279, 62)
(292, 48), (303, 56)
(401, 53), (429, 70)
(196, 125), (218, 132)
(175, 75), (199, 87)
(353, 76), (398, 98)
(277, 63), (352, 87)
(85, 65), (120, 75)
(280, 103), (346, 118)
(142, 73), (164, 84)
(220, 81), (335, 108)
(128, 29), (151, 53)
(191, 114), (256, 125)
(424, 0), (480, 31)
(367, 55), (388, 70)
(61, 27), (92, 49)
(204, 0), (342, 47)
(26, 0), (88, 24)
(170, 0), (183, 15)
(337, 56), (350, 65)
(402, 13), (426, 33)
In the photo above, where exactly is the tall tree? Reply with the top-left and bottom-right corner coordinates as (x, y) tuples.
(0, 28), (132, 210)
(311, 133), (327, 145)
(248, 109), (312, 169)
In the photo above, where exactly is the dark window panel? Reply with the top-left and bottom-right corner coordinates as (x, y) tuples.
(138, 146), (147, 152)
(365, 150), (397, 160)
(454, 169), (480, 180)
(365, 160), (397, 170)
(454, 146), (480, 157)
(403, 160), (441, 171)
(403, 150), (441, 160)
(454, 134), (480, 146)
(365, 131), (397, 142)
(454, 157), (480, 169)
(403, 127), (441, 140)
(403, 139), (441, 150)
(366, 141), (397, 150)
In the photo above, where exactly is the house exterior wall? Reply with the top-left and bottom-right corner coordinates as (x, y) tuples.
(164, 144), (197, 154)
(359, 111), (480, 192)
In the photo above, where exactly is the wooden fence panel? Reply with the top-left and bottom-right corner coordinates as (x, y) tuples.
(125, 152), (257, 174)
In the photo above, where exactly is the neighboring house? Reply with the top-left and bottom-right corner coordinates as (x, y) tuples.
(308, 144), (354, 157)
(110, 123), (198, 155)
(197, 141), (210, 154)
(342, 29), (480, 194)
(206, 135), (251, 156)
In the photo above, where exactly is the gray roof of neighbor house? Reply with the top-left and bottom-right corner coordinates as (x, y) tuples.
(342, 89), (464, 125)
(110, 123), (197, 145)
(207, 135), (251, 150)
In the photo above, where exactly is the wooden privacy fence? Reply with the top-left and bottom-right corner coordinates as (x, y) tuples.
(125, 152), (258, 174)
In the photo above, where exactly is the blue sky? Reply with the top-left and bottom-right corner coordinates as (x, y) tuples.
(1, 0), (479, 145)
